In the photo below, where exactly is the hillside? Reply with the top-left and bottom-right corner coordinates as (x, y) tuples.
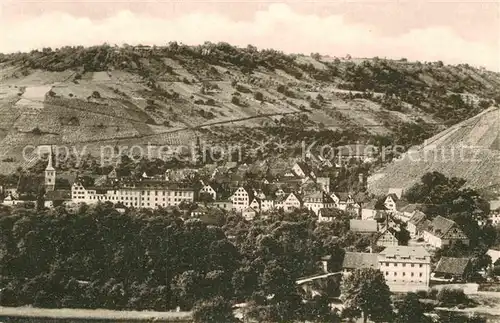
(368, 106), (500, 195)
(0, 43), (499, 173)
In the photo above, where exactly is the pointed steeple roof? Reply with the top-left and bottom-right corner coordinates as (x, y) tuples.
(45, 147), (55, 171)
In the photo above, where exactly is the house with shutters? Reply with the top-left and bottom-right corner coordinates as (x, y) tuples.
(422, 216), (469, 248)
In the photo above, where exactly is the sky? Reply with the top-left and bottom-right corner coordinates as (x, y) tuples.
(1, 0), (499, 71)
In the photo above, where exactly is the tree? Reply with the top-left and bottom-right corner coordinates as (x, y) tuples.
(192, 297), (237, 323)
(199, 192), (214, 205)
(341, 268), (393, 323)
(394, 293), (429, 323)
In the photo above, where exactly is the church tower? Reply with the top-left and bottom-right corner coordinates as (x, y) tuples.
(44, 146), (56, 192)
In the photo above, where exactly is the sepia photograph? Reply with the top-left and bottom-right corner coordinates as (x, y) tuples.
(0, 0), (499, 322)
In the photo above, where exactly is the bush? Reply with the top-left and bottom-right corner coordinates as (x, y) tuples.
(231, 96), (240, 106)
(31, 127), (42, 135)
(236, 84), (251, 94)
(91, 91), (101, 99)
(254, 91), (264, 101)
(437, 288), (468, 306)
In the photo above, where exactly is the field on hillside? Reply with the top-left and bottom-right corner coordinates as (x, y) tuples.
(0, 44), (499, 173)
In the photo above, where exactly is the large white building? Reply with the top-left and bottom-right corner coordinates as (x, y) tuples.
(378, 246), (431, 292)
(71, 180), (194, 209)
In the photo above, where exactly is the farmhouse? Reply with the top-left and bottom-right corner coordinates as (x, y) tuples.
(376, 228), (399, 247)
(407, 211), (427, 238)
(422, 216), (469, 248)
(341, 252), (379, 274)
(432, 257), (473, 282)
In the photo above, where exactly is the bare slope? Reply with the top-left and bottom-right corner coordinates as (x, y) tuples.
(368, 106), (500, 195)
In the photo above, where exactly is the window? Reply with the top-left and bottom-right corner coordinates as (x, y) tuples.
(394, 263), (398, 267)
(419, 273), (422, 277)
(411, 264), (414, 268)
(403, 263), (406, 267)
(394, 272), (397, 276)
(411, 273), (414, 277)
(419, 264), (423, 268)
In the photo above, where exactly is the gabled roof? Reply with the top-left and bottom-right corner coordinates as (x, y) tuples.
(342, 252), (379, 269)
(387, 188), (403, 199)
(349, 219), (378, 233)
(386, 193), (400, 202)
(295, 161), (314, 176)
(434, 257), (471, 276)
(400, 203), (424, 214)
(409, 211), (427, 225)
(425, 216), (460, 238)
(377, 228), (397, 240)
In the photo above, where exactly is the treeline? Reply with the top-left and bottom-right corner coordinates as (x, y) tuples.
(0, 203), (359, 312)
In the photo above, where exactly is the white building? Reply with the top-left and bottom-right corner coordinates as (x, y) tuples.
(303, 191), (335, 215)
(275, 192), (302, 213)
(486, 200), (500, 225)
(378, 246), (431, 292)
(422, 216), (469, 248)
(231, 186), (250, 211)
(407, 211), (427, 238)
(199, 184), (217, 201)
(44, 148), (56, 192)
(71, 180), (194, 209)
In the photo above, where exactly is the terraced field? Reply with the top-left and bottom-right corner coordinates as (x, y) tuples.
(0, 45), (499, 174)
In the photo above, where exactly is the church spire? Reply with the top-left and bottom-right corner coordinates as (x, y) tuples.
(45, 146), (55, 171)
